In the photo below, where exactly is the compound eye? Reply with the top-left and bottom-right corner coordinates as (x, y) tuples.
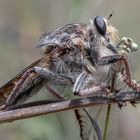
(94, 16), (106, 36)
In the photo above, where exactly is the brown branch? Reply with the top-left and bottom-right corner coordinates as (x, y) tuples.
(0, 91), (140, 124)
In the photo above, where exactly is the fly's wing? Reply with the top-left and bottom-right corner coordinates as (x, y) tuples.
(72, 106), (120, 140)
(89, 105), (120, 140)
(0, 57), (45, 106)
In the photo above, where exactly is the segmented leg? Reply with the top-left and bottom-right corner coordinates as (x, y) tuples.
(46, 84), (64, 99)
(73, 71), (110, 96)
(33, 67), (73, 85)
(97, 54), (140, 92)
(120, 69), (140, 92)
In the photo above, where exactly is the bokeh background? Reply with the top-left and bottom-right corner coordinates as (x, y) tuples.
(0, 0), (140, 140)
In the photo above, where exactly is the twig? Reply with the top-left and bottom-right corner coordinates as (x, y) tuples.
(0, 91), (140, 124)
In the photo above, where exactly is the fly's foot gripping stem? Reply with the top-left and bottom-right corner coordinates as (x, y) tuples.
(124, 79), (140, 92)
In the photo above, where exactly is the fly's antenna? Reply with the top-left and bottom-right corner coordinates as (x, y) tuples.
(107, 10), (115, 20)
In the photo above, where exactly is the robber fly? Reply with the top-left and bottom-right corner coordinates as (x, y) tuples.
(0, 15), (139, 111)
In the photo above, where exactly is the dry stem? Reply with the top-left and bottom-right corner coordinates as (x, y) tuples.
(0, 91), (139, 124)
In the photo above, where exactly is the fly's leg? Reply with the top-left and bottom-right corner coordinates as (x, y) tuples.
(74, 83), (110, 97)
(120, 69), (139, 93)
(97, 55), (140, 92)
(97, 55), (131, 79)
(73, 71), (110, 96)
(33, 67), (73, 84)
(73, 72), (88, 95)
(46, 84), (64, 99)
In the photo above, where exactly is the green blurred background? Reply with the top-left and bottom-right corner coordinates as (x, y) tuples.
(0, 0), (140, 140)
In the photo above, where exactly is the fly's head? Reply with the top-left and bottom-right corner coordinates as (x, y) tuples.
(87, 16), (139, 56)
(87, 16), (119, 50)
(83, 16), (120, 74)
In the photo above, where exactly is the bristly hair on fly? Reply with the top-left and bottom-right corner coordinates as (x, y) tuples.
(106, 21), (120, 44)
(107, 10), (120, 44)
(88, 15), (119, 49)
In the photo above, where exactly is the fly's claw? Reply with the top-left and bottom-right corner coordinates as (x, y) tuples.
(125, 79), (140, 92)
(118, 101), (127, 109)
